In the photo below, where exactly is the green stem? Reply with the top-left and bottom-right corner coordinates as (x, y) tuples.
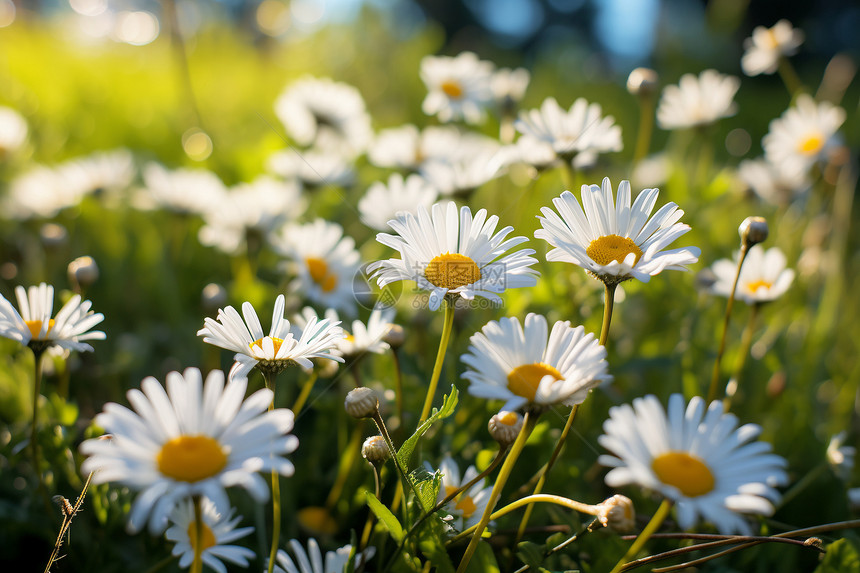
(391, 347), (405, 442)
(775, 462), (827, 511)
(455, 411), (538, 573)
(777, 56), (804, 97)
(191, 496), (204, 573)
(262, 371), (282, 573)
(608, 498), (673, 573)
(30, 348), (44, 484)
(419, 299), (455, 423)
(723, 303), (760, 412)
(291, 370), (318, 416)
(513, 519), (599, 573)
(600, 283), (617, 347)
(371, 412), (424, 519)
(707, 245), (749, 403)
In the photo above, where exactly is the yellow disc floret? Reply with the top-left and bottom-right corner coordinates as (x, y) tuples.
(250, 336), (284, 356)
(586, 235), (643, 266)
(441, 80), (464, 99)
(424, 253), (482, 290)
(157, 435), (228, 483)
(797, 133), (824, 156)
(25, 319), (55, 340)
(305, 257), (338, 293)
(506, 363), (564, 402)
(744, 279), (772, 293)
(651, 451), (715, 497)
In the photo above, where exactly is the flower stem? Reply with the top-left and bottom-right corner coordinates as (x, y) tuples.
(723, 303), (760, 412)
(608, 498), (672, 573)
(419, 299), (455, 423)
(391, 347), (405, 442)
(371, 412), (424, 518)
(191, 496), (204, 573)
(30, 348), (44, 485)
(777, 56), (804, 96)
(291, 370), (318, 416)
(455, 411), (538, 573)
(262, 371), (282, 573)
(707, 245), (749, 403)
(600, 283), (617, 347)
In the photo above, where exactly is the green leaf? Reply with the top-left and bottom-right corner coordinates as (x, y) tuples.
(417, 515), (456, 573)
(408, 467), (443, 513)
(365, 491), (404, 542)
(397, 385), (458, 470)
(814, 538), (860, 573)
(516, 541), (547, 571)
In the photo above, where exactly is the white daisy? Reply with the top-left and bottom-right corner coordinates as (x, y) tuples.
(273, 538), (371, 573)
(198, 294), (344, 380)
(274, 76), (372, 158)
(0, 283), (105, 353)
(435, 456), (493, 530)
(598, 394), (788, 535)
(358, 173), (438, 231)
(741, 20), (804, 76)
(462, 313), (610, 412)
(419, 149), (505, 197)
(165, 497), (255, 573)
(709, 246), (795, 304)
(420, 51), (494, 125)
(267, 149), (354, 188)
(762, 94), (846, 180)
(273, 220), (362, 315)
(515, 97), (622, 163)
(140, 162), (227, 215)
(58, 149), (136, 203)
(737, 158), (809, 206)
(296, 304), (395, 358)
(79, 367), (299, 534)
(535, 177), (701, 285)
(367, 125), (497, 171)
(368, 201), (540, 311)
(0, 105), (28, 157)
(657, 70), (740, 130)
(4, 165), (86, 219)
(198, 176), (306, 255)
(491, 67), (530, 115)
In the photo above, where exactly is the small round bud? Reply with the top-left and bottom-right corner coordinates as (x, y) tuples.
(362, 435), (389, 465)
(345, 387), (378, 419)
(40, 223), (68, 250)
(488, 411), (523, 447)
(201, 283), (228, 312)
(739, 216), (768, 249)
(383, 324), (405, 348)
(597, 494), (635, 533)
(627, 68), (659, 97)
(68, 256), (99, 288)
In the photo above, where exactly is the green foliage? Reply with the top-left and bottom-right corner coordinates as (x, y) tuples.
(396, 385), (459, 471)
(815, 539), (860, 573)
(407, 466), (443, 513)
(366, 491), (404, 543)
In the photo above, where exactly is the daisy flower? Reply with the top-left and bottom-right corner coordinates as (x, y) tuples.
(535, 177), (701, 285)
(267, 149), (354, 188)
(4, 165), (87, 220)
(273, 538), (373, 573)
(657, 70), (740, 130)
(420, 52), (494, 125)
(741, 20), (804, 76)
(762, 94), (846, 180)
(79, 368), (299, 534)
(367, 125), (497, 171)
(420, 149), (505, 197)
(165, 497), (254, 573)
(198, 176), (306, 255)
(515, 97), (622, 163)
(737, 158), (809, 206)
(273, 220), (362, 315)
(462, 313), (610, 412)
(198, 294), (344, 380)
(368, 201), (539, 311)
(296, 304), (396, 358)
(0, 105), (28, 157)
(709, 246), (795, 304)
(140, 162), (227, 216)
(827, 432), (855, 483)
(598, 394), (788, 535)
(0, 283), (105, 353)
(435, 456), (493, 530)
(58, 149), (136, 204)
(358, 173), (438, 231)
(274, 76), (372, 158)
(491, 67), (530, 116)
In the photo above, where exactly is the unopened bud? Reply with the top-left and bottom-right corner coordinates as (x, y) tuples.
(383, 324), (405, 348)
(68, 256), (99, 288)
(362, 435), (389, 465)
(739, 216), (768, 249)
(627, 68), (659, 97)
(40, 223), (68, 250)
(201, 283), (228, 312)
(345, 387), (378, 419)
(597, 494), (635, 533)
(488, 411), (523, 447)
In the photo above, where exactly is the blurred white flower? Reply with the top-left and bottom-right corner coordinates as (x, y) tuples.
(737, 158), (809, 206)
(657, 70), (740, 130)
(4, 166), (81, 219)
(420, 149), (505, 197)
(165, 497), (254, 573)
(491, 67), (530, 114)
(140, 162), (227, 215)
(827, 432), (855, 483)
(358, 173), (438, 231)
(709, 246), (795, 304)
(368, 124), (497, 171)
(267, 149), (354, 188)
(420, 51), (494, 124)
(273, 538), (372, 573)
(0, 105), (28, 156)
(742, 20), (804, 76)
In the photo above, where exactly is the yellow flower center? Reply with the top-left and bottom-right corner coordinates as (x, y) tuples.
(444, 486), (478, 518)
(297, 506), (339, 535)
(763, 28), (780, 49)
(498, 411), (519, 426)
(424, 253), (482, 290)
(305, 257), (338, 293)
(506, 362), (564, 402)
(586, 235), (643, 266)
(25, 319), (55, 340)
(797, 133), (824, 156)
(651, 451), (715, 497)
(441, 80), (464, 99)
(745, 279), (772, 293)
(157, 435), (228, 483)
(250, 336), (284, 356)
(187, 521), (217, 553)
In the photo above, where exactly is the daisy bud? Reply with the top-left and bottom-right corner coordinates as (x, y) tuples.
(40, 223), (68, 250)
(488, 411), (523, 447)
(383, 324), (405, 348)
(362, 435), (389, 465)
(201, 283), (228, 313)
(597, 494), (635, 533)
(345, 387), (378, 419)
(739, 216), (769, 249)
(68, 256), (99, 288)
(627, 68), (659, 97)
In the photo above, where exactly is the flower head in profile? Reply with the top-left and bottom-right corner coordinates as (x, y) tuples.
(165, 497), (254, 573)
(358, 173), (438, 231)
(657, 70), (740, 130)
(295, 304), (396, 358)
(742, 20), (804, 76)
(0, 283), (105, 353)
(434, 456), (493, 530)
(420, 52), (494, 124)
(273, 538), (372, 573)
(140, 163), (227, 215)
(535, 178), (701, 286)
(462, 314), (610, 412)
(827, 432), (856, 483)
(80, 368), (299, 534)
(709, 246), (795, 304)
(737, 158), (809, 206)
(368, 201), (539, 311)
(599, 394), (788, 535)
(198, 294), (344, 380)
(267, 149), (355, 189)
(763, 94), (846, 180)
